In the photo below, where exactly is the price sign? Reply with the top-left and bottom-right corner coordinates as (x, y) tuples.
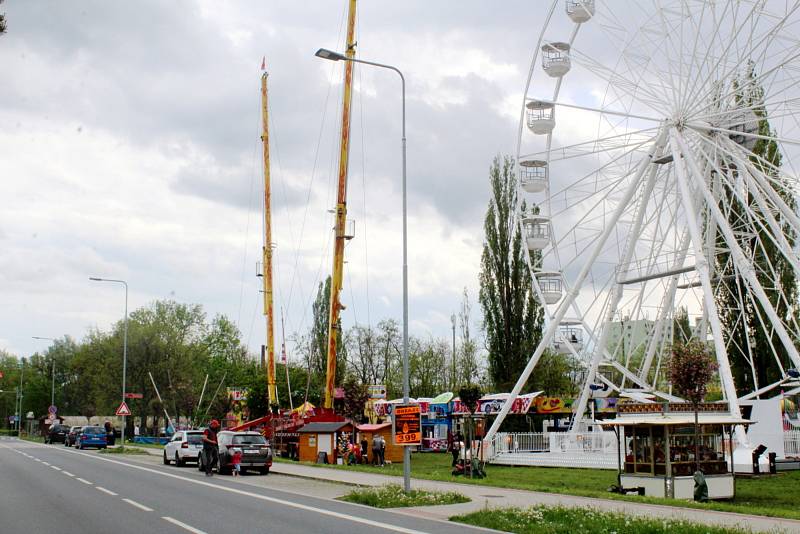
(392, 403), (421, 446)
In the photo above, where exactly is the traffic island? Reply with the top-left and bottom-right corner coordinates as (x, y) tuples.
(99, 447), (148, 455)
(451, 506), (752, 534)
(339, 484), (469, 508)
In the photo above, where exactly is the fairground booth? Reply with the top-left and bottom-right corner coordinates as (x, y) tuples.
(297, 421), (354, 464)
(600, 402), (752, 499)
(356, 422), (404, 464)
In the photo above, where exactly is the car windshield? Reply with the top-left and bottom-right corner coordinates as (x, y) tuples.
(85, 427), (104, 434)
(232, 435), (267, 445)
(187, 434), (203, 444)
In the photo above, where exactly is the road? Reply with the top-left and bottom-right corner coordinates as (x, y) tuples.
(0, 438), (493, 534)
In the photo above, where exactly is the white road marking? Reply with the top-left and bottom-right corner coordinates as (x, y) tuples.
(53, 447), (432, 534)
(34, 458), (41, 462)
(50, 466), (62, 471)
(162, 517), (207, 534)
(62, 471), (75, 477)
(122, 498), (153, 512)
(96, 487), (118, 496)
(76, 477), (92, 485)
(41, 461), (50, 466)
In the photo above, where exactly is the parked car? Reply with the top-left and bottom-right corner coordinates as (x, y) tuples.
(65, 426), (84, 447)
(199, 431), (272, 475)
(163, 430), (204, 466)
(75, 426), (107, 449)
(44, 424), (70, 444)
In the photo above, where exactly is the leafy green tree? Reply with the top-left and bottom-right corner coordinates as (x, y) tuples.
(715, 63), (798, 395)
(0, 0), (6, 35)
(669, 341), (718, 475)
(528, 350), (580, 397)
(479, 155), (544, 392)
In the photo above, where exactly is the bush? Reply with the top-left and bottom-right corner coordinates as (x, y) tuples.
(452, 506), (750, 534)
(339, 484), (469, 508)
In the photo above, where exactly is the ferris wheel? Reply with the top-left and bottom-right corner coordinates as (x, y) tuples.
(489, 0), (800, 436)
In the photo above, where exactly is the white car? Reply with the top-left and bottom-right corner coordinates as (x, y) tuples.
(163, 430), (204, 466)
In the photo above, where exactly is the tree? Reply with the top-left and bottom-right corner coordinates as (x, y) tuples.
(0, 1), (6, 35)
(457, 288), (481, 388)
(528, 350), (580, 396)
(479, 155), (544, 391)
(715, 63), (798, 395)
(341, 376), (369, 423)
(668, 340), (718, 475)
(458, 384), (483, 478)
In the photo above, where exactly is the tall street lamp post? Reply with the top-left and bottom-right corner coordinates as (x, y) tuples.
(90, 277), (129, 449)
(32, 336), (56, 407)
(314, 48), (411, 492)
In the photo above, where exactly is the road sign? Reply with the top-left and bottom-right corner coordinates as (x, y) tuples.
(367, 385), (387, 399)
(48, 405), (57, 415)
(124, 393), (143, 399)
(115, 401), (131, 416)
(392, 403), (422, 446)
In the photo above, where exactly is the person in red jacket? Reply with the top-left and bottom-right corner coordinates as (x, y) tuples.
(202, 420), (221, 477)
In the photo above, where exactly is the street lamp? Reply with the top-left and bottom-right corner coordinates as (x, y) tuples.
(32, 336), (56, 407)
(315, 48), (410, 491)
(90, 276), (129, 449)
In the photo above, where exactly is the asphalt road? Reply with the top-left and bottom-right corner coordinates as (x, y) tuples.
(0, 438), (493, 534)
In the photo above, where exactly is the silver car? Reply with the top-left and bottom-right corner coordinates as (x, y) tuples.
(163, 430), (204, 466)
(216, 431), (273, 475)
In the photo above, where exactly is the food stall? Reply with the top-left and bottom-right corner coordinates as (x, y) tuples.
(600, 402), (752, 499)
(297, 421), (354, 464)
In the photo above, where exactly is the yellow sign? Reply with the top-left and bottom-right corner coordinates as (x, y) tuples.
(392, 404), (421, 446)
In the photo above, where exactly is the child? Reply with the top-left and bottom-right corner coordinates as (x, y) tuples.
(231, 448), (242, 477)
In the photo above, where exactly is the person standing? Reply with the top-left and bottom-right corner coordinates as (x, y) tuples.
(360, 437), (369, 465)
(451, 432), (462, 467)
(372, 434), (382, 466)
(202, 419), (221, 477)
(231, 448), (242, 477)
(379, 435), (386, 467)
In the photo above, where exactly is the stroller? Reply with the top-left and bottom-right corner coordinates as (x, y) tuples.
(451, 458), (486, 479)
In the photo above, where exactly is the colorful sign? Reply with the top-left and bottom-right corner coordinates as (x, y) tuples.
(115, 402), (131, 416)
(124, 392), (144, 399)
(393, 404), (422, 446)
(48, 405), (57, 415)
(226, 387), (249, 428)
(531, 396), (575, 414)
(367, 385), (387, 399)
(452, 393), (539, 415)
(594, 397), (618, 413)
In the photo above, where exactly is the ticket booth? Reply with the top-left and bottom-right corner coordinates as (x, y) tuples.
(357, 423), (405, 464)
(601, 403), (752, 500)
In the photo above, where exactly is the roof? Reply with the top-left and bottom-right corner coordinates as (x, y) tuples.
(599, 414), (753, 427)
(298, 422), (352, 433)
(357, 423), (392, 432)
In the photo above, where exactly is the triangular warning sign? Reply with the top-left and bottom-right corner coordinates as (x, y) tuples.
(115, 402), (131, 416)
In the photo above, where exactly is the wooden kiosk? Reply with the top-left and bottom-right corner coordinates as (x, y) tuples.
(600, 402), (752, 500)
(298, 421), (354, 464)
(357, 423), (404, 464)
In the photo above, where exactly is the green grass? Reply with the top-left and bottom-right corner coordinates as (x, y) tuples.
(339, 484), (469, 508)
(452, 506), (751, 534)
(277, 452), (800, 520)
(20, 435), (45, 443)
(99, 447), (148, 455)
(127, 442), (165, 449)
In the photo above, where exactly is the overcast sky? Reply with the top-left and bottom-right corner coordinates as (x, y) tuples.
(1, 1), (542, 359)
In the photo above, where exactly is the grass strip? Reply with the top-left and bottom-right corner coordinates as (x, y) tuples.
(339, 484), (469, 508)
(99, 447), (148, 455)
(452, 505), (751, 534)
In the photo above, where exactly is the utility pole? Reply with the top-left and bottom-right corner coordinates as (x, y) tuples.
(451, 314), (457, 389)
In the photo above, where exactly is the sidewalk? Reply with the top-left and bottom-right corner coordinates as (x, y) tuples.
(270, 461), (800, 533)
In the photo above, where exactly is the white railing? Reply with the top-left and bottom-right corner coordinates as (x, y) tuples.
(785, 430), (800, 457)
(488, 431), (617, 458)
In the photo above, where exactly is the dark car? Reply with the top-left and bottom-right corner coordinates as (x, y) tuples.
(65, 426), (84, 447)
(75, 426), (107, 449)
(203, 431), (273, 475)
(44, 424), (70, 444)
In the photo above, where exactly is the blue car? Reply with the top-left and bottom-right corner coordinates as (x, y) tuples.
(75, 426), (108, 449)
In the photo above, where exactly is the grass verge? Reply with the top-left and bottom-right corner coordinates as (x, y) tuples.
(452, 506), (751, 534)
(339, 484), (469, 508)
(99, 447), (148, 455)
(275, 452), (800, 520)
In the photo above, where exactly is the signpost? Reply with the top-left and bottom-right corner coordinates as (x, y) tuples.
(124, 393), (143, 399)
(115, 402), (131, 417)
(48, 405), (57, 415)
(392, 403), (422, 446)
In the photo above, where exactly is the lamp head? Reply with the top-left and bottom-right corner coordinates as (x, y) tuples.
(315, 48), (346, 61)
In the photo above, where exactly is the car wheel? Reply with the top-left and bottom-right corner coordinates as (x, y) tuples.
(259, 467), (269, 475)
(175, 452), (185, 467)
(163, 451), (170, 465)
(198, 455), (205, 471)
(79, 445), (84, 450)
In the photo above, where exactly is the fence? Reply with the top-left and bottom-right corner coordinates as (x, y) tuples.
(488, 430), (617, 459)
(785, 430), (800, 457)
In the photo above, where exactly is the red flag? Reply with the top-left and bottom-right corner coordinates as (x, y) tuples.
(261, 56), (266, 71)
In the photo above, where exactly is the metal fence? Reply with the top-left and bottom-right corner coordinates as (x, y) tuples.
(785, 430), (800, 457)
(488, 430), (617, 458)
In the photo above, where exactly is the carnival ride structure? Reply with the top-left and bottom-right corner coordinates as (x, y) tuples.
(484, 0), (800, 471)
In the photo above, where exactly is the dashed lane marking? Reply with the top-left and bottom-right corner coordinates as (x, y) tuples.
(96, 487), (118, 496)
(41, 461), (50, 466)
(122, 498), (153, 512)
(76, 477), (92, 485)
(62, 471), (75, 477)
(162, 517), (207, 534)
(50, 466), (62, 471)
